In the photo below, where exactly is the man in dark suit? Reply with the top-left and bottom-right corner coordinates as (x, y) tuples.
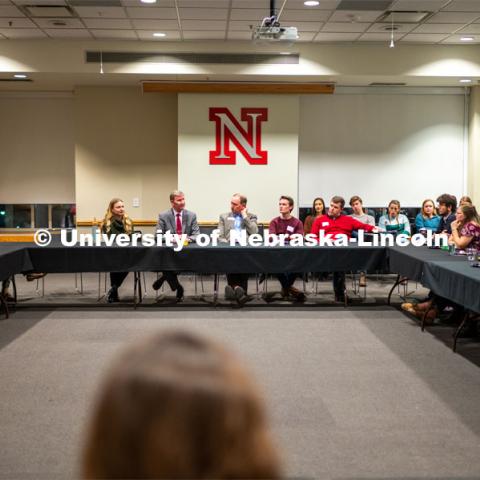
(152, 190), (200, 301)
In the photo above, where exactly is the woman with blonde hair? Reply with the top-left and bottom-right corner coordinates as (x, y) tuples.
(100, 198), (133, 302)
(415, 198), (440, 232)
(82, 331), (281, 479)
(449, 203), (480, 250)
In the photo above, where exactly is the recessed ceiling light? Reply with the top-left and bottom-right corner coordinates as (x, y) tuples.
(304, 1), (319, 6)
(279, 52), (291, 55)
(459, 79), (472, 83)
(152, 32), (166, 37)
(460, 36), (474, 42)
(14, 74), (27, 79)
(141, 0), (156, 3)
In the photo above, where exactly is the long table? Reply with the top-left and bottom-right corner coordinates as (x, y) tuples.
(1, 242), (479, 313)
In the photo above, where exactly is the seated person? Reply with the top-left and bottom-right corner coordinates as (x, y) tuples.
(82, 331), (281, 479)
(436, 193), (457, 234)
(303, 197), (325, 235)
(152, 190), (199, 302)
(403, 204), (480, 323)
(218, 194), (258, 306)
(311, 196), (378, 302)
(349, 195), (375, 287)
(415, 198), (440, 233)
(269, 195), (305, 301)
(100, 198), (133, 303)
(378, 200), (411, 235)
(460, 195), (473, 207)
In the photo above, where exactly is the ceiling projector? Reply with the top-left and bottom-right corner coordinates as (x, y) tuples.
(252, 25), (299, 42)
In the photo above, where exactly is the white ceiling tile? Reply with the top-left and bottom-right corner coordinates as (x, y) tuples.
(132, 18), (178, 29)
(281, 10), (331, 22)
(400, 33), (449, 42)
(45, 28), (92, 37)
(391, 0), (449, 10)
(329, 10), (384, 22)
(83, 18), (131, 29)
(358, 32), (406, 41)
(0, 18), (34, 27)
(126, 7), (177, 19)
(291, 21), (323, 31)
(183, 30), (225, 39)
(297, 31), (316, 41)
(181, 19), (226, 30)
(322, 22), (370, 32)
(230, 9), (265, 21)
(34, 17), (84, 28)
(74, 6), (127, 18)
(91, 29), (137, 39)
(0, 27), (46, 37)
(313, 32), (361, 41)
(367, 23), (416, 33)
(121, 0), (174, 5)
(179, 0), (229, 6)
(458, 23), (480, 33)
(179, 8), (227, 20)
(229, 20), (256, 30)
(441, 33), (480, 42)
(285, 0), (340, 9)
(0, 5), (24, 17)
(412, 23), (465, 33)
(231, 0), (269, 8)
(427, 11), (480, 22)
(442, 0), (480, 12)
(227, 30), (252, 39)
(136, 29), (180, 39)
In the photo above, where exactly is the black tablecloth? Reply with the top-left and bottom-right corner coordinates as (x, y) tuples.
(18, 243), (388, 274)
(0, 245), (33, 281)
(423, 260), (480, 313)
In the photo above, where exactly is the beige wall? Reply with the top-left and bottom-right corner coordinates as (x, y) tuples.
(74, 87), (177, 222)
(468, 86), (480, 207)
(0, 94), (75, 204)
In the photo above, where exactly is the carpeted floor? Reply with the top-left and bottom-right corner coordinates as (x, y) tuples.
(1, 299), (480, 479)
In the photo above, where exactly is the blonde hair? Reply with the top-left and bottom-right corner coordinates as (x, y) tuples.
(100, 198), (133, 234)
(421, 199), (437, 219)
(82, 331), (281, 479)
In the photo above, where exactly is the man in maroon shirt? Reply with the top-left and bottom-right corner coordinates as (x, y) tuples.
(269, 195), (306, 301)
(311, 196), (378, 302)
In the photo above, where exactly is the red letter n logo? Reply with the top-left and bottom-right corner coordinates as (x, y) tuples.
(209, 107), (268, 165)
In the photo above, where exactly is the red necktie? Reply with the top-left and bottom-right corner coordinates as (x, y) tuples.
(176, 213), (182, 236)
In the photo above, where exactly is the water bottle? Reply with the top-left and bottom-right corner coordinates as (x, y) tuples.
(92, 217), (97, 241)
(448, 243), (456, 255)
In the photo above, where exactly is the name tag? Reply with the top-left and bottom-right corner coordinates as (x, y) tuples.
(286, 225), (295, 233)
(322, 222), (329, 227)
(227, 217), (235, 221)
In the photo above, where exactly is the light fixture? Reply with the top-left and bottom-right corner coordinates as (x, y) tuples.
(389, 12), (395, 48)
(460, 36), (474, 42)
(153, 32), (166, 37)
(141, 0), (156, 3)
(14, 74), (27, 79)
(304, 1), (319, 5)
(460, 79), (472, 83)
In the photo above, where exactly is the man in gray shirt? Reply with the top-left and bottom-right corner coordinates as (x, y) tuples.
(349, 195), (375, 287)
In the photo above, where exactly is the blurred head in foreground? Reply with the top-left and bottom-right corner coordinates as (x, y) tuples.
(82, 330), (281, 479)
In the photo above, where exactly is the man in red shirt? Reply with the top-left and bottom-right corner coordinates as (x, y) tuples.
(311, 196), (378, 302)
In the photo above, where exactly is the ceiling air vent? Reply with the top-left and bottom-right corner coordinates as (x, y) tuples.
(337, 0), (393, 10)
(69, 0), (122, 6)
(23, 5), (75, 17)
(379, 11), (432, 23)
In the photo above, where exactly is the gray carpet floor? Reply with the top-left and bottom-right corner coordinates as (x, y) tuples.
(1, 275), (480, 479)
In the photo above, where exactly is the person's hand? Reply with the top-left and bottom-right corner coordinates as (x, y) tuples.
(450, 220), (459, 231)
(233, 203), (246, 215)
(372, 227), (382, 233)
